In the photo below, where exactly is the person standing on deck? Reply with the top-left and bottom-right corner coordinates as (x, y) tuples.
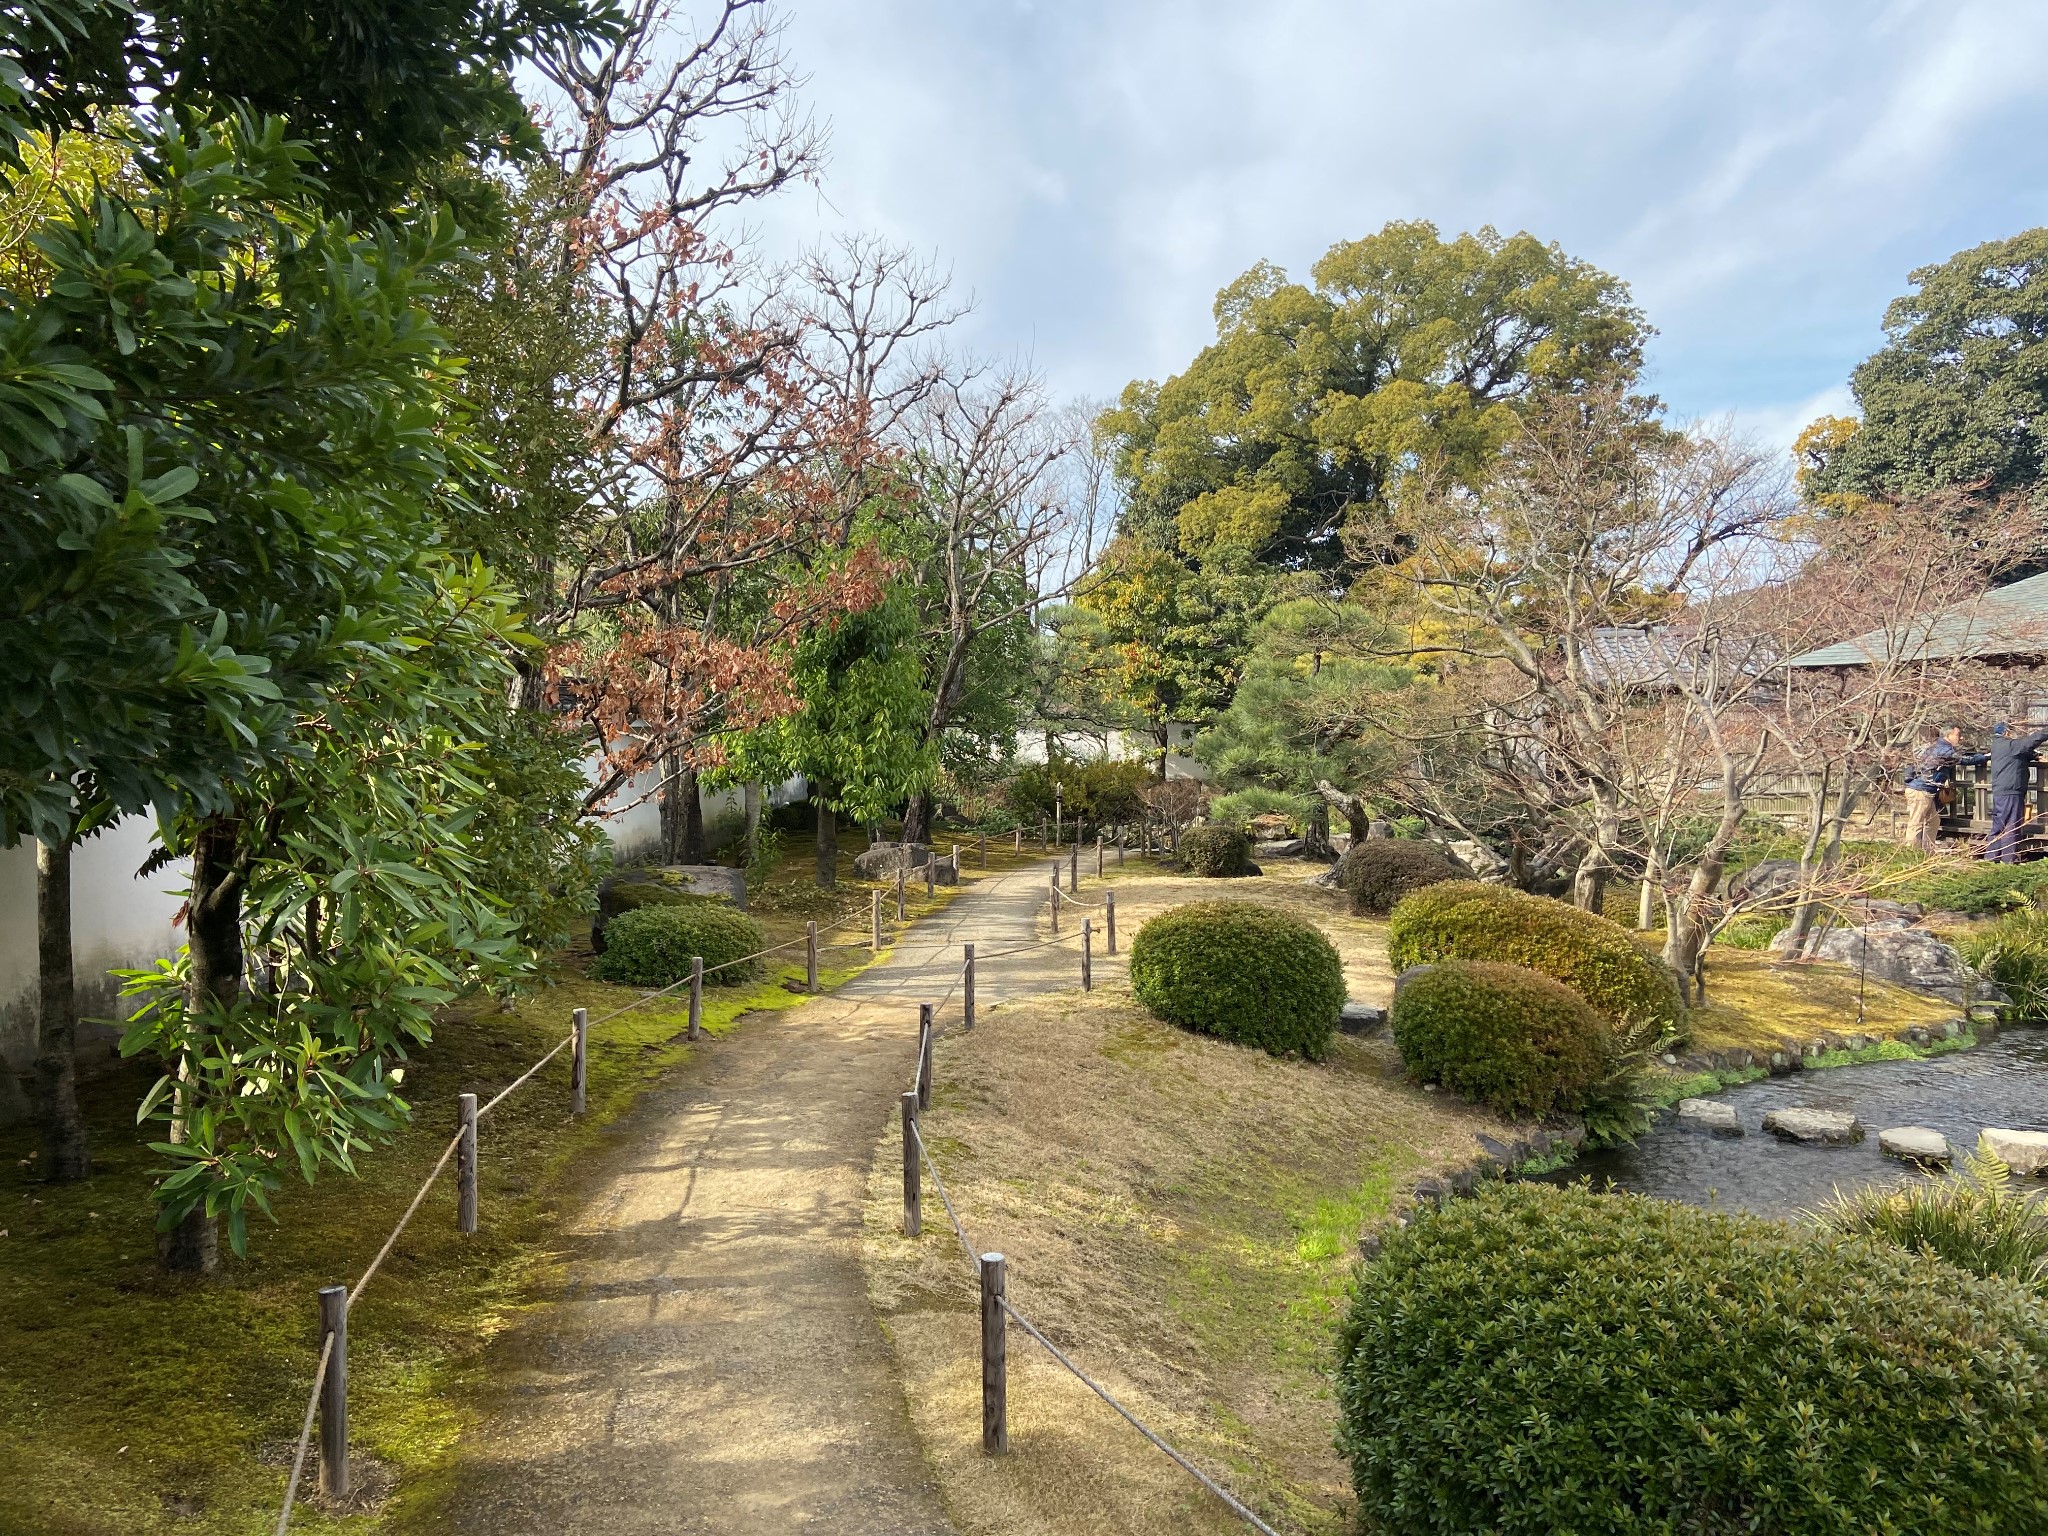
(1903, 724), (1978, 852)
(1984, 719), (2048, 863)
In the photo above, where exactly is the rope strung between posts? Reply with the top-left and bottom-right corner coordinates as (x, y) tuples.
(273, 1331), (335, 1536)
(906, 1076), (1286, 1536)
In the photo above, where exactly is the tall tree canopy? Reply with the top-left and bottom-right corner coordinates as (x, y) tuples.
(1097, 221), (1647, 573)
(1798, 227), (2048, 509)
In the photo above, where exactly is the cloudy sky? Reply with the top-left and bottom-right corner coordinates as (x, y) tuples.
(744, 0), (2048, 452)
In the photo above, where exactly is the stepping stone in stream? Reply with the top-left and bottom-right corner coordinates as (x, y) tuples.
(1878, 1126), (1952, 1165)
(1979, 1128), (2048, 1177)
(1761, 1107), (1863, 1145)
(1674, 1098), (1741, 1136)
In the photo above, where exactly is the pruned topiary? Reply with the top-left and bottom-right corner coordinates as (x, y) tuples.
(1388, 881), (1682, 1047)
(1390, 960), (1613, 1119)
(587, 903), (766, 988)
(1178, 822), (1254, 877)
(1129, 901), (1345, 1059)
(1339, 839), (1459, 916)
(1338, 1182), (2048, 1536)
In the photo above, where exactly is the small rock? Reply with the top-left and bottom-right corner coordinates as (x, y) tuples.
(1879, 1126), (1952, 1165)
(1942, 1019), (1964, 1040)
(1979, 1128), (2048, 1177)
(1412, 1177), (1447, 1205)
(1905, 1027), (1929, 1046)
(1761, 1107), (1864, 1145)
(1448, 1167), (1478, 1196)
(1659, 1052), (1680, 1067)
(1675, 1098), (1741, 1136)
(1338, 1002), (1386, 1035)
(1767, 1051), (1792, 1076)
(1474, 1134), (1514, 1164)
(1527, 1129), (1553, 1157)
(1557, 1125), (1587, 1151)
(1254, 838), (1305, 858)
(1358, 1233), (1384, 1260)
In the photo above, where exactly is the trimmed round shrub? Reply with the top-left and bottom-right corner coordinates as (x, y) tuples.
(1129, 901), (1345, 1059)
(1339, 839), (1459, 916)
(1391, 960), (1612, 1119)
(1338, 1182), (2048, 1536)
(1388, 880), (1683, 1047)
(1179, 822), (1253, 877)
(587, 902), (766, 987)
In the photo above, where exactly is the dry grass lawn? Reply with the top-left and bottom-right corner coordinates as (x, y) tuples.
(862, 858), (1506, 1536)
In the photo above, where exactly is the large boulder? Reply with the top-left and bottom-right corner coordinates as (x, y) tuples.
(593, 864), (747, 952)
(853, 841), (932, 880)
(1728, 858), (1804, 905)
(1770, 920), (1977, 1005)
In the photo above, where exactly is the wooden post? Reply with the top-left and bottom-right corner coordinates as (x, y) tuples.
(457, 1092), (478, 1235)
(925, 857), (934, 898)
(1096, 836), (1104, 877)
(1014, 828), (1022, 854)
(1069, 837), (1079, 892)
(901, 1091), (921, 1237)
(1082, 917), (1093, 991)
(806, 919), (819, 993)
(318, 1285), (350, 1498)
(952, 842), (961, 877)
(1117, 836), (1125, 867)
(980, 1253), (1008, 1455)
(1106, 891), (1117, 955)
(918, 1002), (934, 1110)
(1049, 876), (1060, 934)
(979, 833), (988, 868)
(896, 860), (906, 921)
(688, 955), (703, 1042)
(964, 943), (977, 1032)
(570, 1007), (588, 1117)
(872, 888), (883, 952)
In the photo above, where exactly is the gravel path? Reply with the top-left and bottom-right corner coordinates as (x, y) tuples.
(439, 862), (1092, 1535)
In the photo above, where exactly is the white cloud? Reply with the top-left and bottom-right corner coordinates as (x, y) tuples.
(739, 0), (2048, 418)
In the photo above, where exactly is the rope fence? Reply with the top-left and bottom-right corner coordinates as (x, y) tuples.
(274, 834), (1148, 1529)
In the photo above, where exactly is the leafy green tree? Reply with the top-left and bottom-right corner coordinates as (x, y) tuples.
(1098, 221), (1646, 573)
(716, 580), (937, 886)
(1799, 228), (2048, 509)
(1071, 538), (1269, 774)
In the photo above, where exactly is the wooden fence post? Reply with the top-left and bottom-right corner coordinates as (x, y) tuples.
(952, 842), (961, 878)
(918, 1002), (934, 1110)
(1081, 918), (1093, 991)
(571, 1007), (589, 1116)
(1116, 836), (1125, 867)
(1096, 836), (1104, 878)
(1049, 876), (1060, 934)
(980, 1253), (1008, 1455)
(688, 955), (703, 1042)
(901, 1091), (921, 1238)
(980, 833), (988, 867)
(1069, 837), (1079, 892)
(807, 919), (819, 993)
(1105, 891), (1117, 955)
(1040, 817), (1047, 850)
(457, 1092), (478, 1235)
(925, 856), (934, 898)
(872, 888), (883, 952)
(318, 1285), (349, 1498)
(896, 860), (907, 921)
(963, 943), (976, 1032)
(1014, 828), (1022, 854)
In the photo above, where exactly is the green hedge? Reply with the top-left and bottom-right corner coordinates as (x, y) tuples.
(1179, 823), (1254, 877)
(1391, 961), (1613, 1119)
(1338, 1182), (2048, 1536)
(1388, 881), (1683, 1048)
(587, 903), (766, 988)
(1129, 901), (1344, 1059)
(1340, 839), (1459, 916)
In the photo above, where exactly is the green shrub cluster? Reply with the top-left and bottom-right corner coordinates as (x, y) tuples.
(1961, 905), (2048, 1021)
(1339, 839), (1458, 916)
(1207, 786), (1306, 832)
(588, 903), (766, 988)
(1004, 756), (1152, 831)
(1178, 822), (1254, 877)
(1390, 961), (1613, 1119)
(1715, 913), (1788, 950)
(1338, 1182), (2048, 1536)
(1129, 901), (1345, 1059)
(1388, 881), (1683, 1048)
(1903, 858), (2048, 915)
(1821, 1152), (2048, 1292)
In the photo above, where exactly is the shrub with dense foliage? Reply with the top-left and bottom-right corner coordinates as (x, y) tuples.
(587, 903), (766, 988)
(1340, 839), (1459, 916)
(1821, 1152), (2048, 1293)
(1129, 902), (1345, 1058)
(1207, 786), (1306, 832)
(1962, 906), (2048, 1021)
(1391, 961), (1613, 1119)
(1388, 881), (1683, 1047)
(1178, 822), (1254, 877)
(1338, 1182), (2048, 1536)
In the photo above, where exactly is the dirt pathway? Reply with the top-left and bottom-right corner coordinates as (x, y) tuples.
(437, 864), (1079, 1536)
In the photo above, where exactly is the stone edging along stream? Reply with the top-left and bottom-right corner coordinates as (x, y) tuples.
(1358, 1002), (2011, 1256)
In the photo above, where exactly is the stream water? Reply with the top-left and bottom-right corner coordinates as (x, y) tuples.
(1561, 1028), (2048, 1217)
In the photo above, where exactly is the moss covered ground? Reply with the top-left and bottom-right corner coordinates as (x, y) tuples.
(0, 838), (1017, 1536)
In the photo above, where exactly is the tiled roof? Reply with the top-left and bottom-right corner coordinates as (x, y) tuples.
(1787, 571), (2048, 668)
(1581, 626), (1686, 688)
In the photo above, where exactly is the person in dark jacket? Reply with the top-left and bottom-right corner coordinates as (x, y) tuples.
(1904, 724), (1976, 851)
(1984, 720), (2048, 862)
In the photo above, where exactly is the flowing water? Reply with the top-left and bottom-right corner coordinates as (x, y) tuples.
(1562, 1028), (2048, 1217)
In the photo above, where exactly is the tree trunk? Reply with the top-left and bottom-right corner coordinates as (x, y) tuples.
(660, 758), (705, 864)
(33, 835), (88, 1182)
(1303, 801), (1332, 860)
(1571, 785), (1623, 914)
(1315, 781), (1373, 845)
(743, 781), (762, 867)
(1152, 719), (1169, 781)
(1635, 847), (1662, 932)
(900, 790), (934, 847)
(164, 816), (242, 1275)
(1662, 799), (1747, 1012)
(814, 795), (838, 888)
